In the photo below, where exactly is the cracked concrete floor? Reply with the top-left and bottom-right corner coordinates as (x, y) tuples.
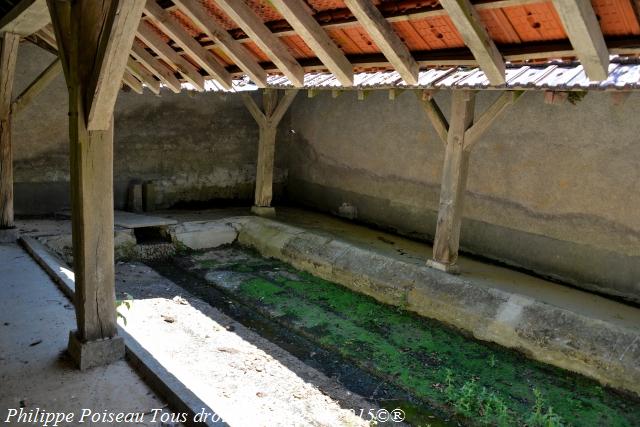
(0, 244), (172, 427)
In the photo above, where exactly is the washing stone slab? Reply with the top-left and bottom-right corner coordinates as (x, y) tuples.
(56, 210), (177, 229)
(114, 211), (177, 229)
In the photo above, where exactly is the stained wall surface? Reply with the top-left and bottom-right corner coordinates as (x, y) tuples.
(12, 42), (640, 302)
(12, 43), (287, 213)
(285, 90), (640, 303)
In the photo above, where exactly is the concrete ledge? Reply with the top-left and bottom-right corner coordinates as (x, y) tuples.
(237, 217), (640, 396)
(67, 331), (125, 371)
(20, 236), (223, 426)
(121, 328), (225, 426)
(20, 236), (75, 298)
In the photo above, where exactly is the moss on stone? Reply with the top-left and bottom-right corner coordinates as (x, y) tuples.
(189, 247), (640, 427)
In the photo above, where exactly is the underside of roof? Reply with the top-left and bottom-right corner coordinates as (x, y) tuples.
(9, 0), (640, 92)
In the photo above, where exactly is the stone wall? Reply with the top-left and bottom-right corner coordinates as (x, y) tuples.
(12, 41), (640, 302)
(13, 42), (288, 214)
(285, 90), (640, 303)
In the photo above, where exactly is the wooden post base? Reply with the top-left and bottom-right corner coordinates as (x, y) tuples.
(251, 205), (276, 217)
(426, 259), (460, 274)
(0, 227), (18, 243)
(67, 330), (125, 371)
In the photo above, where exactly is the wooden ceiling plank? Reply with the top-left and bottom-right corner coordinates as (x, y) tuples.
(214, 0), (304, 86)
(131, 43), (181, 93)
(137, 21), (205, 91)
(0, 0), (49, 36)
(171, 0), (266, 87)
(439, 0), (506, 85)
(127, 57), (160, 94)
(551, 0), (609, 81)
(268, 0), (353, 87)
(143, 0), (232, 90)
(344, 0), (419, 85)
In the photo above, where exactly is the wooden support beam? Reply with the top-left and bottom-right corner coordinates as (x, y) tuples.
(12, 58), (61, 115)
(0, 33), (19, 230)
(551, 0), (609, 81)
(0, 0), (49, 36)
(122, 71), (144, 94)
(269, 0), (353, 87)
(464, 90), (523, 150)
(126, 57), (160, 95)
(131, 43), (181, 93)
(36, 27), (57, 50)
(416, 90), (449, 146)
(439, 0), (505, 85)
(242, 89), (298, 211)
(344, 0), (419, 85)
(31, 25), (139, 98)
(170, 0), (265, 88)
(543, 90), (568, 105)
(610, 91), (630, 106)
(143, 0), (233, 90)
(357, 89), (370, 101)
(84, 0), (146, 130)
(137, 21), (205, 91)
(388, 88), (404, 100)
(427, 91), (476, 273)
(214, 0), (304, 87)
(47, 0), (127, 368)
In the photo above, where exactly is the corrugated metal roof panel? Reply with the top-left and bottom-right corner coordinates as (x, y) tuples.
(210, 61), (640, 92)
(564, 63), (622, 89)
(533, 65), (585, 88)
(508, 65), (558, 88)
(454, 67), (531, 89)
(597, 64), (640, 89)
(435, 68), (479, 87)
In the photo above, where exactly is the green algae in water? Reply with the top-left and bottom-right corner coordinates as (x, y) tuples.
(192, 247), (640, 427)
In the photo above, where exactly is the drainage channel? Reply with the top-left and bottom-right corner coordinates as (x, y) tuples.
(147, 257), (455, 427)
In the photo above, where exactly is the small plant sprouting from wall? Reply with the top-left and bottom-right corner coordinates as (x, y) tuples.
(567, 91), (587, 105)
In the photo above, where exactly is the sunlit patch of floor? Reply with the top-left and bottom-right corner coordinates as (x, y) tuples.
(115, 262), (377, 427)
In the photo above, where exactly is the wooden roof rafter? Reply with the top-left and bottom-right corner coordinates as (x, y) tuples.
(214, 0), (305, 87)
(170, 0), (267, 88)
(268, 0), (354, 87)
(4, 0), (638, 94)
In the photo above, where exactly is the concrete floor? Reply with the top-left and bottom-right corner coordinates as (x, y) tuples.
(0, 243), (170, 426)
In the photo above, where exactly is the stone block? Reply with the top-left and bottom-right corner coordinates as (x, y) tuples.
(0, 228), (19, 243)
(67, 330), (125, 371)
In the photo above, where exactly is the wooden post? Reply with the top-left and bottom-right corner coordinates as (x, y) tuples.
(427, 91), (476, 273)
(419, 90), (521, 273)
(242, 89), (298, 216)
(48, 0), (145, 369)
(0, 33), (19, 231)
